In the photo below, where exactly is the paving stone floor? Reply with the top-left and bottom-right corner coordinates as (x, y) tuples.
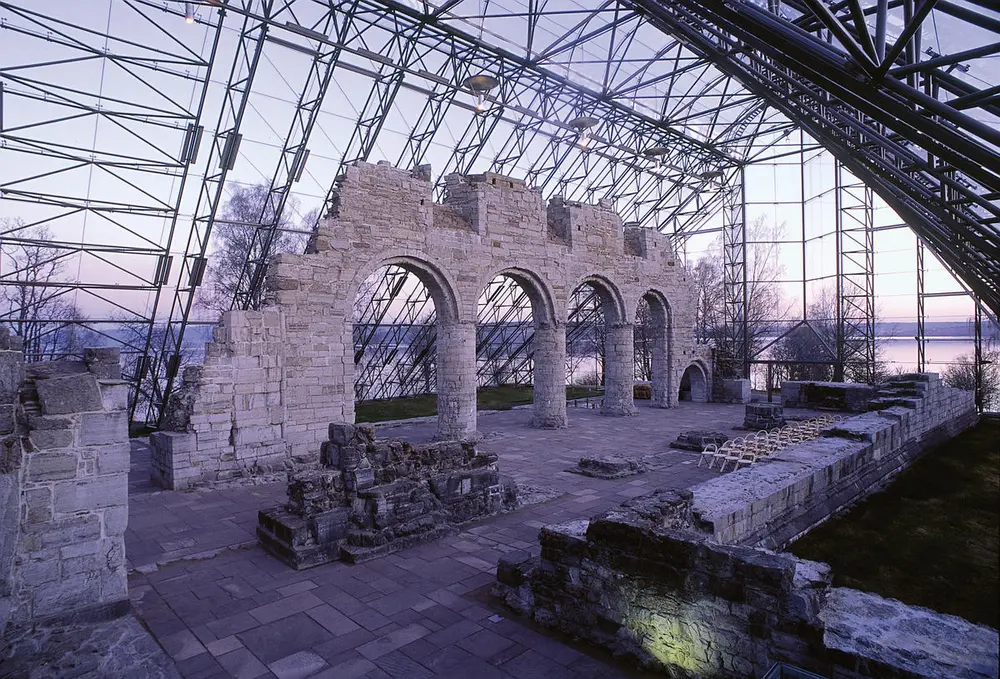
(126, 401), (784, 679)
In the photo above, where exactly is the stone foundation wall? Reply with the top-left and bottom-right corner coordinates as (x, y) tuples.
(257, 423), (515, 568)
(781, 380), (875, 412)
(494, 375), (994, 678)
(155, 161), (705, 488)
(0, 343), (131, 634)
(694, 374), (976, 548)
(496, 492), (997, 679)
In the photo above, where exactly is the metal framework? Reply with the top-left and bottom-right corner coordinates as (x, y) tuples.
(1, 0), (998, 421)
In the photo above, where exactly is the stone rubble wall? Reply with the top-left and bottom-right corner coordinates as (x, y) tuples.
(0, 343), (131, 634)
(495, 490), (998, 679)
(257, 423), (515, 568)
(781, 380), (876, 412)
(151, 310), (287, 489)
(692, 374), (977, 548)
(157, 161), (705, 488)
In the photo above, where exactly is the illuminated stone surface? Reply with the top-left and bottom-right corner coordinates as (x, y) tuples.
(495, 376), (994, 678)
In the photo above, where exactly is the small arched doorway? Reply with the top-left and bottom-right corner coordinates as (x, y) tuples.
(634, 291), (671, 408)
(679, 362), (708, 403)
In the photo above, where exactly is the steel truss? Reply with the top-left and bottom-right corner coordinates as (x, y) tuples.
(2, 0), (998, 422)
(835, 161), (876, 383)
(0, 0), (219, 409)
(628, 0), (1000, 318)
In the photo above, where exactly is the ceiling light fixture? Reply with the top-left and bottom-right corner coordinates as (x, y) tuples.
(568, 115), (599, 150)
(463, 74), (499, 112)
(642, 146), (669, 167)
(184, 2), (195, 23)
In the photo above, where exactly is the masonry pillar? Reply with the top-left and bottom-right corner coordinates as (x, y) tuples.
(435, 321), (477, 440)
(531, 321), (567, 428)
(602, 322), (637, 416)
(650, 323), (672, 408)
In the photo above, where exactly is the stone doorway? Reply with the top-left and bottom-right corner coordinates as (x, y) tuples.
(679, 362), (708, 402)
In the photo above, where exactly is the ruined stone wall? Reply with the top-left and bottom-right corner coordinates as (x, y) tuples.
(157, 161), (703, 488)
(692, 374), (977, 548)
(496, 492), (998, 679)
(0, 345), (131, 634)
(151, 310), (287, 489)
(494, 376), (994, 678)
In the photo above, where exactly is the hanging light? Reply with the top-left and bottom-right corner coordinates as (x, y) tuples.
(568, 115), (599, 150)
(184, 2), (195, 23)
(463, 74), (499, 112)
(643, 146), (669, 168)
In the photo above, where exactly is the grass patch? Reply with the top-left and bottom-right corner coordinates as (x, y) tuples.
(355, 384), (604, 423)
(790, 418), (999, 628)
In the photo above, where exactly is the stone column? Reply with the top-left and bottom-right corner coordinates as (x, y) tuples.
(435, 321), (477, 440)
(531, 322), (567, 428)
(602, 323), (637, 416)
(649, 323), (671, 408)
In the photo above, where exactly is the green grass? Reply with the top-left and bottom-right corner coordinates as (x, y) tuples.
(355, 384), (604, 423)
(790, 418), (1000, 628)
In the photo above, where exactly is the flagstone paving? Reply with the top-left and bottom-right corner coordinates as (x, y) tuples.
(127, 401), (806, 678)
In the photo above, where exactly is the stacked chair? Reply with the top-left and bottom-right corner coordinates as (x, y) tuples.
(697, 414), (843, 472)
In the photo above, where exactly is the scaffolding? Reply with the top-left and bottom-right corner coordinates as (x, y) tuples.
(1, 0), (997, 422)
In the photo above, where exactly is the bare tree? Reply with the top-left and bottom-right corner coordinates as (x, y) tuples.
(199, 184), (310, 311)
(943, 336), (1000, 411)
(0, 220), (88, 360)
(693, 216), (787, 378)
(771, 285), (894, 384)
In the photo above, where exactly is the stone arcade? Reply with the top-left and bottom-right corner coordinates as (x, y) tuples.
(151, 161), (710, 489)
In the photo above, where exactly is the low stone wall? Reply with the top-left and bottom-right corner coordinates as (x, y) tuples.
(257, 423), (516, 568)
(149, 310), (289, 490)
(495, 492), (998, 679)
(695, 374), (976, 548)
(494, 375), (995, 677)
(0, 343), (131, 633)
(781, 380), (875, 412)
(716, 378), (751, 404)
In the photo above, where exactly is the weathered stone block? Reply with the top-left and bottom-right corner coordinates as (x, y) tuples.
(570, 455), (645, 479)
(79, 412), (128, 446)
(97, 442), (130, 475)
(27, 452), (78, 482)
(28, 427), (74, 450)
(84, 347), (121, 380)
(52, 476), (127, 514)
(36, 373), (103, 415)
(98, 381), (130, 412)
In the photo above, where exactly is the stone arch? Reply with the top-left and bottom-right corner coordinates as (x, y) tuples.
(679, 361), (709, 403)
(637, 290), (673, 408)
(350, 252), (473, 441)
(570, 274), (634, 416)
(574, 274), (627, 325)
(351, 252), (462, 324)
(478, 267), (566, 428)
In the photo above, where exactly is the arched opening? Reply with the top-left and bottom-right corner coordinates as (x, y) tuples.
(353, 264), (438, 405)
(477, 274), (534, 390)
(477, 269), (566, 428)
(679, 362), (708, 403)
(351, 258), (472, 440)
(634, 291), (672, 408)
(567, 276), (634, 416)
